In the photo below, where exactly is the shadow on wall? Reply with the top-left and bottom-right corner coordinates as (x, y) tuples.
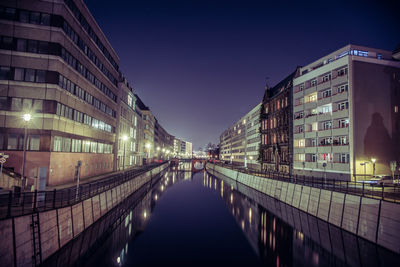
(364, 113), (394, 165)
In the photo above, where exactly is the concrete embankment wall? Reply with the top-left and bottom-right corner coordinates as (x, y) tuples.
(206, 163), (400, 254)
(0, 163), (168, 267)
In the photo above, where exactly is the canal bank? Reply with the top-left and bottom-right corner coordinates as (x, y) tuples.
(0, 162), (169, 267)
(206, 163), (400, 254)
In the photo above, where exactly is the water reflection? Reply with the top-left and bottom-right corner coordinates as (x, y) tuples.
(43, 169), (400, 267)
(204, 172), (400, 267)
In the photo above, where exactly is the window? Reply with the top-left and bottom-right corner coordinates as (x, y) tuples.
(16, 39), (27, 51)
(339, 118), (349, 128)
(305, 93), (317, 103)
(24, 68), (35, 82)
(72, 139), (82, 152)
(90, 142), (97, 153)
(27, 40), (38, 53)
(28, 135), (40, 150)
(322, 73), (331, 82)
(320, 104), (332, 114)
(82, 140), (90, 152)
(22, 98), (32, 111)
(337, 84), (348, 93)
(98, 143), (104, 153)
(337, 67), (348, 76)
(377, 54), (382, 60)
(19, 10), (29, 23)
(339, 153), (349, 163)
(29, 12), (40, 24)
(311, 79), (317, 87)
(320, 137), (332, 146)
(53, 136), (62, 152)
(338, 101), (349, 110)
(322, 89), (331, 98)
(35, 70), (46, 83)
(62, 138), (71, 152)
(311, 154), (317, 162)
(299, 84), (304, 91)
(322, 121), (332, 130)
(395, 106), (398, 113)
(0, 66), (11, 80)
(14, 68), (24, 81)
(7, 134), (18, 150)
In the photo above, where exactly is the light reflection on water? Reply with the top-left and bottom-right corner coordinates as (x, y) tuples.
(44, 169), (400, 266)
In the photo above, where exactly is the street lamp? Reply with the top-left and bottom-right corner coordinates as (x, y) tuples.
(371, 158), (376, 177)
(122, 135), (128, 170)
(21, 113), (31, 191)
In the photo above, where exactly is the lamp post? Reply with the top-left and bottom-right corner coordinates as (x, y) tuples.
(122, 135), (128, 170)
(21, 113), (31, 191)
(360, 161), (369, 180)
(371, 158), (376, 177)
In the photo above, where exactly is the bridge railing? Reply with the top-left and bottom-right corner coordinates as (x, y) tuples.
(0, 162), (166, 220)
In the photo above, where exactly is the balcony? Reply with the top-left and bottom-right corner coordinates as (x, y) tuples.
(294, 118), (304, 126)
(332, 162), (350, 172)
(317, 80), (331, 91)
(293, 147), (305, 154)
(305, 146), (317, 154)
(332, 144), (349, 153)
(317, 96), (331, 106)
(317, 145), (332, 153)
(332, 74), (348, 86)
(294, 132), (305, 139)
(332, 126), (349, 136)
(305, 162), (317, 169)
(304, 85), (317, 96)
(318, 112), (332, 121)
(332, 109), (349, 119)
(305, 130), (317, 138)
(304, 101), (317, 110)
(332, 91), (348, 103)
(318, 129), (332, 137)
(305, 114), (318, 123)
(293, 104), (304, 113)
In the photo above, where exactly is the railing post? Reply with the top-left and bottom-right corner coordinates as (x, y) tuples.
(382, 185), (384, 200)
(53, 189), (56, 209)
(7, 191), (12, 218)
(67, 188), (70, 205)
(89, 183), (91, 198)
(312, 176), (314, 187)
(33, 190), (37, 211)
(362, 182), (364, 197)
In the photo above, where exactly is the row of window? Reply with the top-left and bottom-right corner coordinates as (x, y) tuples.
(0, 134), (40, 151)
(294, 101), (348, 120)
(295, 118), (349, 133)
(296, 84), (348, 105)
(264, 96), (289, 114)
(53, 136), (113, 153)
(0, 5), (118, 93)
(296, 67), (349, 92)
(56, 102), (114, 133)
(0, 35), (59, 55)
(61, 20), (118, 85)
(295, 153), (349, 164)
(58, 74), (115, 118)
(63, 0), (119, 71)
(0, 66), (48, 83)
(294, 136), (348, 148)
(60, 47), (116, 102)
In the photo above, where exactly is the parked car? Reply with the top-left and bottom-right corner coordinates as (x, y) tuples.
(375, 175), (394, 186)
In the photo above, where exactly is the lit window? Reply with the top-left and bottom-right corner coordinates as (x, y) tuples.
(395, 106), (399, 113)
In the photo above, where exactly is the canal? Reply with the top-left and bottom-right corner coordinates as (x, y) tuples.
(43, 169), (400, 266)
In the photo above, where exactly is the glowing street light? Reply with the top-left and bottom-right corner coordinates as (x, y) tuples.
(21, 113), (31, 191)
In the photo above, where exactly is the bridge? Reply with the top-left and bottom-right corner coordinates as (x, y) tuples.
(170, 158), (207, 172)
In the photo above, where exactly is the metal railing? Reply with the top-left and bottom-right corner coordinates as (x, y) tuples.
(211, 162), (400, 203)
(0, 162), (166, 220)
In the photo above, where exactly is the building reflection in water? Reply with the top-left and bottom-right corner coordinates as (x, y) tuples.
(203, 172), (400, 267)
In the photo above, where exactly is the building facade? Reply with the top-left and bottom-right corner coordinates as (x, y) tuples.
(219, 103), (261, 170)
(154, 120), (174, 161)
(292, 44), (400, 180)
(260, 69), (299, 174)
(173, 138), (192, 158)
(0, 0), (120, 186)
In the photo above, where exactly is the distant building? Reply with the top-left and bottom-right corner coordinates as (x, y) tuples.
(292, 44), (400, 180)
(219, 103), (261, 170)
(260, 69), (299, 174)
(173, 138), (192, 158)
(154, 119), (174, 161)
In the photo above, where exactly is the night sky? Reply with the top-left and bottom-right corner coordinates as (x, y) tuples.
(85, 0), (399, 150)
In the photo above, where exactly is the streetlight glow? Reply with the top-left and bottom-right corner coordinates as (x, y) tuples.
(122, 135), (128, 141)
(23, 113), (31, 122)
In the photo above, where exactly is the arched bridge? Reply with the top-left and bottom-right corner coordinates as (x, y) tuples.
(170, 158), (207, 172)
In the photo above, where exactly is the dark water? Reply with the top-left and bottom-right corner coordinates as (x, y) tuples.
(44, 169), (400, 267)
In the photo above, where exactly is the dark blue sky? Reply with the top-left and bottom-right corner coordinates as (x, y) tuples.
(85, 0), (399, 150)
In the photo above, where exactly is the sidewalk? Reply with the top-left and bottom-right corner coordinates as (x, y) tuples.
(46, 165), (150, 191)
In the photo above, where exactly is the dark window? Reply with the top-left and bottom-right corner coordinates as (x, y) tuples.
(38, 41), (48, 54)
(29, 12), (40, 24)
(0, 66), (11, 80)
(16, 39), (26, 51)
(40, 13), (50, 25)
(27, 40), (38, 53)
(19, 10), (29, 22)
(36, 70), (46, 83)
(24, 68), (35, 82)
(14, 68), (24, 81)
(0, 96), (8, 109)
